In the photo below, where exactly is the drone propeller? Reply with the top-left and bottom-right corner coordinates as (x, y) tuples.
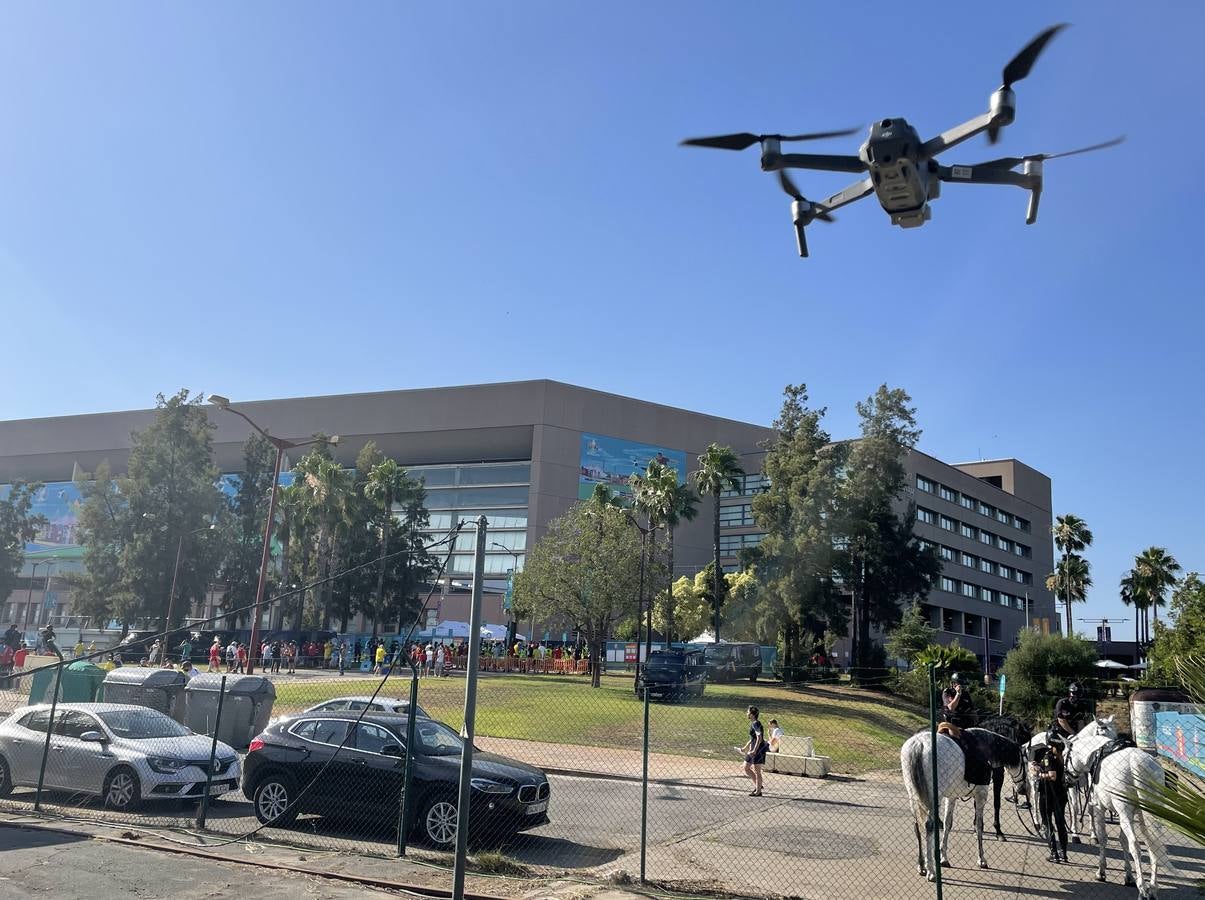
(987, 23), (1068, 143)
(776, 170), (836, 222)
(974, 135), (1125, 170)
(681, 127), (860, 152)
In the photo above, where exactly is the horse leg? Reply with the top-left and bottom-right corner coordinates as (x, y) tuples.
(1118, 809), (1141, 889)
(992, 767), (1006, 841)
(912, 810), (927, 877)
(940, 797), (955, 867)
(923, 817), (937, 882)
(973, 788), (989, 869)
(1095, 804), (1109, 883)
(1136, 810), (1162, 899)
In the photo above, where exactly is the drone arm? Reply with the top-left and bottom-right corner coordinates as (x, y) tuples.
(920, 111), (996, 159)
(762, 151), (866, 174)
(937, 164), (1042, 224)
(819, 177), (875, 212)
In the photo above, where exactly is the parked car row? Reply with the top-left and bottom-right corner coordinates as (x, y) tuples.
(0, 700), (549, 850)
(634, 641), (764, 702)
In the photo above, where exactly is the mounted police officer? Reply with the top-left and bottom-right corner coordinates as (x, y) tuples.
(1050, 682), (1087, 742)
(941, 672), (976, 735)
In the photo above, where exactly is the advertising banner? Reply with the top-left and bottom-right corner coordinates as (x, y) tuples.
(579, 432), (687, 501)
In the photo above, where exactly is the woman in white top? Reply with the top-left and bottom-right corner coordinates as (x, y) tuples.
(768, 719), (784, 752)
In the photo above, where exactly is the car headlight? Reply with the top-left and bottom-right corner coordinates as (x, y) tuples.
(146, 756), (190, 775)
(470, 778), (513, 795)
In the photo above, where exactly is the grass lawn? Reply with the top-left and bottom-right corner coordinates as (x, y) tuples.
(272, 672), (925, 774)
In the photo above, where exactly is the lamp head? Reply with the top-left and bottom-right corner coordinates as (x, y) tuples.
(328, 435), (341, 445)
(208, 394), (231, 410)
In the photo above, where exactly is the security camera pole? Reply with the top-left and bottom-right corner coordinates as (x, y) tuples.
(208, 394), (338, 675)
(452, 516), (488, 900)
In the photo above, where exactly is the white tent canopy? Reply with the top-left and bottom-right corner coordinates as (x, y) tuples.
(1094, 659), (1128, 670)
(689, 631), (717, 644)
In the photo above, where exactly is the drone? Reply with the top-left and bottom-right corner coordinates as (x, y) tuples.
(681, 24), (1123, 258)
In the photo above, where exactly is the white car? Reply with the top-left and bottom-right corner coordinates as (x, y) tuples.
(302, 696), (427, 717)
(0, 703), (240, 811)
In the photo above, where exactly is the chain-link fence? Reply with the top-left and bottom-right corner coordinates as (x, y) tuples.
(1, 646), (1200, 898)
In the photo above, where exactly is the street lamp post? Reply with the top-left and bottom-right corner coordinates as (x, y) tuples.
(161, 524), (216, 663)
(491, 542), (522, 650)
(23, 560), (54, 635)
(208, 395), (338, 675)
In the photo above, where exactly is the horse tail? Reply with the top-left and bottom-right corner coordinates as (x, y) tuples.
(906, 736), (930, 813)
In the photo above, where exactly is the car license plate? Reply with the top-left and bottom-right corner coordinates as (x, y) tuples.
(526, 800), (548, 815)
(208, 782), (230, 795)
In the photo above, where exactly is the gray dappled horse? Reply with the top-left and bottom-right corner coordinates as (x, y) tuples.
(900, 727), (1026, 879)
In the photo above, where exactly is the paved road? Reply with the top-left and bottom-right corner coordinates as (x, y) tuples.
(5, 768), (1202, 899)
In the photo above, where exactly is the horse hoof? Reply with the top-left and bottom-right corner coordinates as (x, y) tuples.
(926, 873), (936, 883)
(940, 859), (950, 868)
(1124, 878), (1136, 888)
(1096, 873), (1107, 883)
(978, 860), (988, 870)
(995, 833), (1007, 843)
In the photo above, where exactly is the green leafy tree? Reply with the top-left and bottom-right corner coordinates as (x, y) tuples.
(71, 462), (132, 627)
(217, 433), (275, 629)
(691, 444), (744, 641)
(750, 385), (846, 675)
(512, 501), (644, 687)
(655, 572), (712, 641)
(998, 630), (1099, 726)
(834, 385), (939, 670)
(1146, 573), (1205, 683)
(0, 482), (47, 618)
(885, 601), (936, 666)
(589, 483), (624, 508)
(1051, 514), (1093, 635)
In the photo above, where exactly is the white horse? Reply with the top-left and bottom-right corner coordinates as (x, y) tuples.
(1025, 715), (1117, 841)
(1067, 720), (1169, 898)
(900, 728), (1026, 879)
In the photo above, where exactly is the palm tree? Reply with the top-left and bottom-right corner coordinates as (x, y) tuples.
(364, 458), (411, 638)
(630, 461), (691, 642)
(1134, 547), (1181, 644)
(691, 444), (744, 641)
(1051, 513), (1093, 634)
(1119, 570), (1145, 658)
(295, 453), (353, 629)
(662, 481), (700, 642)
(1045, 554), (1091, 626)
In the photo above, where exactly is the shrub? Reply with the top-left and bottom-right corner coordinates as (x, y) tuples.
(998, 630), (1098, 728)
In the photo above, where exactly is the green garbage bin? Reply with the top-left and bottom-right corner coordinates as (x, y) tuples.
(26, 660), (106, 704)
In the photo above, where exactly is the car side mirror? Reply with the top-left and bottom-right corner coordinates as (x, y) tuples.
(380, 743), (403, 757)
(79, 731), (107, 743)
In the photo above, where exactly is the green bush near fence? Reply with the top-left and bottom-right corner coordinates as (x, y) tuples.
(272, 672), (926, 774)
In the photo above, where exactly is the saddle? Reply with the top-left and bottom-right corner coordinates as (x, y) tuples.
(937, 722), (993, 785)
(1084, 737), (1136, 785)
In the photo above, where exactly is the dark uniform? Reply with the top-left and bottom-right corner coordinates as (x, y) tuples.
(1050, 695), (1086, 741)
(1031, 743), (1068, 861)
(941, 684), (976, 729)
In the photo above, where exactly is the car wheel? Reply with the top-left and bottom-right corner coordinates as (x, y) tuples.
(253, 773), (299, 826)
(103, 766), (141, 811)
(0, 755), (12, 796)
(420, 793), (459, 850)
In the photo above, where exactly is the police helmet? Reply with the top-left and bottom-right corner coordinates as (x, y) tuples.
(1068, 682), (1082, 695)
(950, 672), (963, 684)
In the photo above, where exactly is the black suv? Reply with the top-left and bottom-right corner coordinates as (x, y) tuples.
(242, 712), (550, 850)
(702, 642), (762, 682)
(635, 649), (708, 702)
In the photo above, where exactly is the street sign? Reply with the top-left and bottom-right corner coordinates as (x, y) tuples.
(998, 673), (1007, 696)
(503, 568), (514, 612)
(42, 591), (59, 610)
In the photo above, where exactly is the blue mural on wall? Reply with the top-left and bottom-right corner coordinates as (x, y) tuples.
(578, 432), (687, 500)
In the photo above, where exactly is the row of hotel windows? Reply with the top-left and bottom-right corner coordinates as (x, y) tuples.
(914, 476), (1031, 532)
(719, 503), (756, 527)
(917, 539), (1032, 584)
(925, 605), (1004, 641)
(936, 574), (1027, 609)
(719, 532), (765, 554)
(915, 507), (1032, 558)
(720, 473), (769, 498)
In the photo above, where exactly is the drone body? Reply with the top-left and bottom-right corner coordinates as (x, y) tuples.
(682, 25), (1123, 258)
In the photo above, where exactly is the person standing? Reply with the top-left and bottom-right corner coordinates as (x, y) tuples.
(208, 639), (221, 673)
(235, 643), (247, 674)
(741, 706), (767, 796)
(3, 624), (20, 653)
(435, 643), (445, 678)
(337, 639), (347, 676)
(225, 640), (237, 673)
(261, 640), (273, 673)
(1031, 740), (1069, 862)
(178, 636), (192, 663)
(373, 641), (386, 675)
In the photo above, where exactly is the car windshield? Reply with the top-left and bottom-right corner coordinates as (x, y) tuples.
(414, 719), (464, 756)
(704, 646), (732, 662)
(647, 654), (683, 669)
(97, 709), (191, 739)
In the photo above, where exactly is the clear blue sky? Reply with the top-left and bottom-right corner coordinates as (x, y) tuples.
(1, 3), (1201, 635)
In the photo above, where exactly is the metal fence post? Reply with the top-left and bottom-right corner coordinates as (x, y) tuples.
(640, 683), (650, 884)
(928, 663), (943, 900)
(196, 675), (227, 829)
(33, 632), (64, 813)
(397, 671), (420, 856)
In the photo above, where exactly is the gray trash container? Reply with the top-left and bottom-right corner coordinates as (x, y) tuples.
(102, 667), (188, 722)
(185, 673), (276, 749)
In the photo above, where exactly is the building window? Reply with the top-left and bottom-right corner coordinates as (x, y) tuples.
(1019, 570), (1032, 585)
(997, 536), (1011, 552)
(916, 476), (935, 493)
(959, 494), (975, 510)
(940, 515), (955, 531)
(1016, 543), (1031, 559)
(720, 504), (754, 527)
(916, 507), (936, 525)
(999, 592), (1012, 607)
(979, 530), (993, 546)
(1015, 516), (1030, 532)
(980, 558), (995, 575)
(979, 502), (993, 517)
(996, 509), (1011, 525)
(918, 539), (932, 552)
(939, 485), (957, 503)
(999, 564), (1013, 580)
(940, 577), (957, 593)
(961, 552), (976, 568)
(960, 523), (976, 539)
(982, 588), (996, 604)
(962, 582), (978, 598)
(939, 545), (954, 562)
(722, 473), (768, 498)
(942, 609), (958, 632)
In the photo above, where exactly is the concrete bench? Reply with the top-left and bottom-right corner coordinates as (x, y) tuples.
(765, 734), (830, 778)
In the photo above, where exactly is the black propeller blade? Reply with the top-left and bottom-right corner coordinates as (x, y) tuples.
(776, 170), (836, 222)
(681, 127), (860, 151)
(973, 136), (1125, 170)
(987, 23), (1068, 143)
